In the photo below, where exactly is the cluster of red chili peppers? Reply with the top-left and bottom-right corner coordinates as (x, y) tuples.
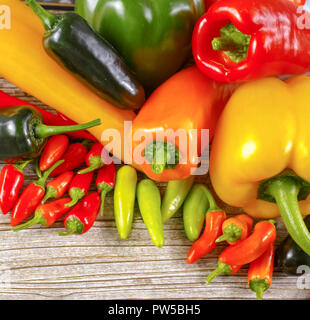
(186, 198), (277, 300)
(0, 119), (116, 235)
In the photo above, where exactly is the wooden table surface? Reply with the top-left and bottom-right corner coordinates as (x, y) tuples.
(0, 0), (309, 300)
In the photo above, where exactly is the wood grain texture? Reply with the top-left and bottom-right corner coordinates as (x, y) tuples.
(0, 1), (309, 300)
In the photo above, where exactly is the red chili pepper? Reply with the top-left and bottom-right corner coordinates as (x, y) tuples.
(206, 261), (242, 284)
(42, 171), (74, 204)
(216, 214), (254, 245)
(0, 160), (32, 215)
(219, 220), (277, 266)
(12, 197), (72, 231)
(78, 143), (108, 174)
(40, 135), (69, 171)
(66, 171), (94, 208)
(58, 192), (101, 235)
(192, 0), (310, 83)
(187, 188), (226, 264)
(248, 243), (275, 300)
(96, 162), (116, 216)
(50, 142), (89, 177)
(0, 90), (96, 141)
(11, 160), (64, 226)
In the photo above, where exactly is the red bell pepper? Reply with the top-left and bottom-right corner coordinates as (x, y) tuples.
(59, 192), (101, 235)
(39, 135), (69, 171)
(0, 160), (32, 215)
(11, 160), (64, 226)
(96, 162), (116, 216)
(12, 197), (72, 231)
(192, 0), (310, 83)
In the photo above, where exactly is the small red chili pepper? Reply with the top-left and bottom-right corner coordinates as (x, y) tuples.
(219, 220), (277, 266)
(0, 160), (32, 215)
(216, 214), (254, 245)
(78, 143), (108, 174)
(12, 197), (72, 231)
(187, 188), (226, 264)
(39, 135), (69, 171)
(96, 162), (116, 216)
(42, 171), (74, 204)
(66, 171), (94, 207)
(11, 160), (64, 226)
(50, 142), (89, 177)
(58, 192), (101, 235)
(206, 261), (243, 284)
(248, 243), (275, 300)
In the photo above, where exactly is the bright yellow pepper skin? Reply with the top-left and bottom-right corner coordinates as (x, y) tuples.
(209, 76), (310, 255)
(0, 0), (136, 163)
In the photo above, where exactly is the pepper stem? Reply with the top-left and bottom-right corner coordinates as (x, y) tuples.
(65, 188), (85, 208)
(206, 261), (232, 284)
(98, 184), (113, 216)
(12, 212), (46, 232)
(212, 23), (251, 63)
(78, 156), (104, 174)
(249, 279), (269, 300)
(35, 119), (101, 139)
(216, 224), (242, 243)
(144, 141), (180, 175)
(35, 160), (64, 189)
(201, 186), (219, 212)
(14, 159), (33, 173)
(26, 0), (57, 30)
(265, 177), (310, 255)
(42, 186), (57, 204)
(58, 217), (84, 236)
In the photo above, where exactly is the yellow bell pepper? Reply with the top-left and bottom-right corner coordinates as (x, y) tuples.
(209, 76), (310, 255)
(0, 0), (136, 162)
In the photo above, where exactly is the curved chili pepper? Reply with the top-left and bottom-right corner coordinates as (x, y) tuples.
(219, 220), (277, 266)
(66, 171), (94, 208)
(11, 160), (64, 226)
(40, 135), (69, 171)
(161, 176), (195, 223)
(216, 214), (254, 245)
(183, 184), (209, 242)
(50, 142), (89, 177)
(114, 166), (137, 240)
(137, 179), (164, 248)
(96, 162), (116, 216)
(187, 188), (226, 264)
(42, 171), (74, 204)
(248, 243), (275, 300)
(58, 192), (101, 235)
(0, 160), (32, 215)
(13, 197), (72, 231)
(206, 261), (243, 284)
(78, 143), (108, 174)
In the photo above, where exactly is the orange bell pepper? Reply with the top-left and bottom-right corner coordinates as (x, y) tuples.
(131, 66), (237, 182)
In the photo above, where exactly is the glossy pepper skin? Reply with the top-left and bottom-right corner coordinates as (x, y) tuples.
(26, 0), (145, 111)
(161, 176), (195, 223)
(75, 0), (205, 90)
(183, 184), (210, 242)
(192, 0), (310, 83)
(209, 76), (310, 255)
(277, 216), (310, 275)
(132, 66), (238, 182)
(59, 192), (101, 235)
(11, 160), (64, 227)
(248, 243), (275, 300)
(137, 179), (164, 248)
(0, 160), (32, 215)
(0, 105), (100, 160)
(114, 166), (137, 240)
(0, 0), (136, 164)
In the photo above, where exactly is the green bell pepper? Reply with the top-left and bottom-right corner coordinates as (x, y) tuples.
(75, 0), (205, 90)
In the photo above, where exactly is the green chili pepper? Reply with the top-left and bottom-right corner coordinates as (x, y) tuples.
(0, 106), (100, 160)
(161, 176), (195, 223)
(137, 179), (164, 248)
(183, 184), (209, 242)
(26, 0), (145, 110)
(114, 166), (137, 240)
(75, 0), (205, 90)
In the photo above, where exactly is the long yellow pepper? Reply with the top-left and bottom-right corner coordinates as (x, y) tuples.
(209, 76), (310, 255)
(0, 0), (136, 162)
